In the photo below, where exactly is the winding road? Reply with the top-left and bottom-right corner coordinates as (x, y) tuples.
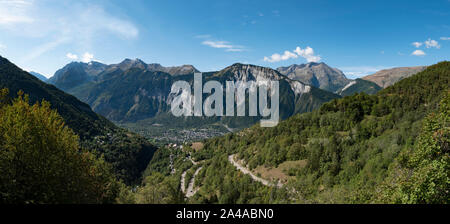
(181, 155), (203, 198)
(228, 154), (283, 188)
(185, 167), (203, 197)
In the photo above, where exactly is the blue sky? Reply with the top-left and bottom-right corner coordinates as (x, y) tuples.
(0, 0), (449, 78)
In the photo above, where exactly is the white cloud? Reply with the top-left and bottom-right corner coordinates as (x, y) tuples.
(440, 37), (450, 40)
(424, 38), (440, 49)
(264, 46), (321, 63)
(202, 40), (233, 49)
(22, 36), (69, 62)
(81, 52), (94, 63)
(75, 6), (139, 40)
(202, 40), (245, 52)
(411, 49), (426, 56)
(412, 42), (423, 48)
(294, 46), (321, 62)
(263, 50), (298, 62)
(0, 43), (6, 50)
(0, 0), (34, 25)
(66, 53), (78, 60)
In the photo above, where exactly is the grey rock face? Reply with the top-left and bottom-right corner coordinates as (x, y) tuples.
(277, 62), (350, 93)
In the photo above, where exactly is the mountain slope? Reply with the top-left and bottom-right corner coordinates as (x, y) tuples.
(362, 66), (427, 88)
(48, 61), (107, 91)
(29, 71), (48, 82)
(170, 61), (449, 204)
(277, 62), (350, 93)
(0, 56), (157, 184)
(336, 78), (382, 96)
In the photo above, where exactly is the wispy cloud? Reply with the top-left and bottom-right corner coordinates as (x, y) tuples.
(1, 2), (139, 62)
(0, 43), (6, 50)
(200, 37), (245, 52)
(0, 0), (34, 25)
(411, 49), (426, 56)
(202, 40), (233, 49)
(66, 52), (78, 60)
(22, 36), (69, 62)
(264, 46), (321, 63)
(440, 37), (450, 40)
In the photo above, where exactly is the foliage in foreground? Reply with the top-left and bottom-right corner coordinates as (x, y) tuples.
(378, 94), (449, 203)
(0, 89), (120, 203)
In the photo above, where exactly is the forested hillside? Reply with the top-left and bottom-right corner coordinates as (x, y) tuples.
(137, 61), (448, 204)
(0, 56), (157, 185)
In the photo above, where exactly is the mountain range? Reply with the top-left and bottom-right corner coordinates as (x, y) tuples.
(48, 59), (340, 131)
(45, 59), (429, 142)
(48, 59), (199, 91)
(276, 62), (386, 96)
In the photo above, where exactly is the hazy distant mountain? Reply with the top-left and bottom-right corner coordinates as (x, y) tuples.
(0, 56), (156, 184)
(362, 66), (427, 88)
(29, 71), (48, 82)
(277, 62), (351, 93)
(52, 60), (339, 129)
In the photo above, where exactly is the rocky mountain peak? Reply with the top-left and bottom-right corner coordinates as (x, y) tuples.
(277, 62), (349, 93)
